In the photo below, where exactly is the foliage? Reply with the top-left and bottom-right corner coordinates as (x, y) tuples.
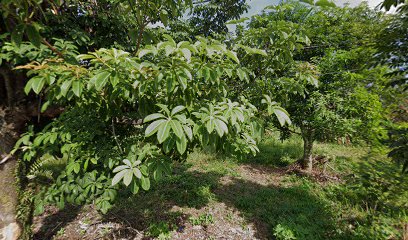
(386, 124), (408, 173)
(11, 35), (286, 214)
(233, 1), (390, 169)
(184, 0), (249, 37)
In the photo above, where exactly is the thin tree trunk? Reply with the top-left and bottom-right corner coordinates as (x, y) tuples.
(301, 127), (315, 172)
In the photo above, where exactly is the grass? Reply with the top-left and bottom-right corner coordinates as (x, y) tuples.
(34, 135), (408, 240)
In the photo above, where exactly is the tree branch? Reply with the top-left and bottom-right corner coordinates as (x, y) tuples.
(42, 38), (64, 58)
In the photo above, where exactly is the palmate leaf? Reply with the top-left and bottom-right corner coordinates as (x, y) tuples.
(145, 119), (166, 137)
(157, 121), (171, 143)
(171, 106), (185, 116)
(206, 117), (215, 133)
(214, 119), (228, 137)
(273, 107), (292, 126)
(170, 120), (184, 138)
(144, 113), (166, 122)
(140, 176), (150, 190)
(112, 170), (127, 186)
(176, 134), (187, 154)
(183, 125), (193, 140)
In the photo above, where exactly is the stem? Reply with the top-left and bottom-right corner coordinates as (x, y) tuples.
(136, 21), (146, 53)
(111, 118), (123, 154)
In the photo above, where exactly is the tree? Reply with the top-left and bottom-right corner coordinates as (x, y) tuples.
(169, 0), (249, 39)
(234, 2), (389, 170)
(0, 0), (191, 238)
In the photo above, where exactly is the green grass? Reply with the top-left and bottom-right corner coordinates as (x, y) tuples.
(38, 135), (408, 239)
(105, 136), (408, 239)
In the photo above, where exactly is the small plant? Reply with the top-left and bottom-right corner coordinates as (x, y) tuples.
(189, 213), (215, 226)
(273, 224), (296, 240)
(147, 221), (172, 239)
(55, 227), (65, 238)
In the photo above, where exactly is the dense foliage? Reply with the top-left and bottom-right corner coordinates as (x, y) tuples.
(0, 0), (407, 239)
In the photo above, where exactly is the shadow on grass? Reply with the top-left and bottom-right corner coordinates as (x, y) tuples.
(102, 162), (336, 239)
(215, 178), (336, 239)
(103, 163), (222, 238)
(34, 149), (340, 239)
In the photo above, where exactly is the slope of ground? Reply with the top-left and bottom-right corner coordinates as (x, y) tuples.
(32, 136), (408, 239)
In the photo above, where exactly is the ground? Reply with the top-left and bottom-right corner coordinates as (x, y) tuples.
(31, 135), (408, 240)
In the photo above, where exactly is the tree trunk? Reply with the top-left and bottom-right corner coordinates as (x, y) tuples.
(301, 127), (315, 172)
(0, 108), (23, 240)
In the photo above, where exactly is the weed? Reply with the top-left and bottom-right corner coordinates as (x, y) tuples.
(147, 221), (172, 239)
(189, 213), (215, 226)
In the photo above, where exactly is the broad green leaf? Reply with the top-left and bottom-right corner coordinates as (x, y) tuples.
(176, 134), (187, 154)
(183, 125), (193, 140)
(160, 11), (168, 26)
(72, 81), (82, 97)
(163, 34), (176, 47)
(180, 48), (191, 62)
(130, 181), (139, 194)
(24, 78), (34, 95)
(225, 50), (239, 64)
(274, 107), (292, 126)
(60, 80), (72, 97)
(170, 120), (184, 138)
(11, 24), (25, 46)
(113, 165), (128, 173)
(140, 176), (150, 190)
(31, 76), (45, 94)
(145, 119), (166, 137)
(144, 113), (165, 122)
(163, 136), (175, 153)
(123, 170), (133, 186)
(123, 159), (132, 167)
(133, 168), (142, 179)
(171, 106), (185, 116)
(206, 118), (215, 133)
(26, 24), (42, 48)
(112, 170), (126, 186)
(157, 120), (171, 143)
(236, 69), (246, 81)
(214, 119), (228, 137)
(91, 71), (111, 91)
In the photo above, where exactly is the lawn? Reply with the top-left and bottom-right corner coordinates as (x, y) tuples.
(32, 135), (408, 240)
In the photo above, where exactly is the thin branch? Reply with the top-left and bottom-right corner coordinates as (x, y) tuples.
(287, 128), (302, 135)
(111, 118), (123, 154)
(42, 38), (64, 58)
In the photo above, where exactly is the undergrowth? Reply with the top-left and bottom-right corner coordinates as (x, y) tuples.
(31, 135), (408, 239)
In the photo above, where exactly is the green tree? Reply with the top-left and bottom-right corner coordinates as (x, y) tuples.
(235, 2), (389, 170)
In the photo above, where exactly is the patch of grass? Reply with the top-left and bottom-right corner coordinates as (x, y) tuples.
(37, 135), (407, 240)
(248, 134), (303, 167)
